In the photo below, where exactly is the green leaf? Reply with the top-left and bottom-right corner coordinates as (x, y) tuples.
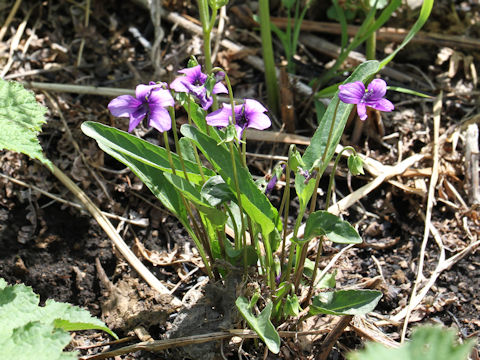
(236, 297), (281, 354)
(317, 271), (337, 289)
(296, 61), (380, 208)
(0, 279), (116, 360)
(181, 124), (280, 236)
(348, 326), (475, 360)
(303, 211), (362, 244)
(0, 79), (52, 167)
(387, 86), (433, 98)
(94, 140), (187, 221)
(224, 241), (258, 266)
(178, 137), (196, 163)
(201, 175), (236, 207)
(309, 289), (382, 316)
(285, 294), (300, 317)
(0, 322), (77, 360)
(81, 121), (214, 185)
(163, 172), (226, 226)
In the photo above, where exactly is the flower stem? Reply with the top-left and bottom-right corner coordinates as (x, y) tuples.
(325, 146), (357, 209)
(305, 236), (324, 305)
(308, 99), (341, 214)
(169, 107), (189, 182)
(365, 14), (376, 60)
(163, 131), (214, 279)
(279, 162), (291, 267)
(197, 0), (213, 73)
(187, 98), (206, 183)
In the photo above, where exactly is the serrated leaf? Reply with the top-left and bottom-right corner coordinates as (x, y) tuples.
(236, 297), (280, 354)
(309, 289), (382, 316)
(0, 279), (116, 340)
(0, 322), (77, 360)
(0, 279), (116, 360)
(348, 326), (475, 360)
(0, 79), (51, 167)
(303, 211), (362, 244)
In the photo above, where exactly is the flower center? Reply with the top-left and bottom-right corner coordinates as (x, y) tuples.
(236, 105), (248, 129)
(362, 89), (374, 102)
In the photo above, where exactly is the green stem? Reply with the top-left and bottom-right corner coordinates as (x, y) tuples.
(169, 107), (189, 182)
(325, 146), (357, 209)
(187, 98), (206, 183)
(228, 140), (247, 271)
(197, 0), (213, 73)
(258, 0), (279, 115)
(308, 99), (341, 213)
(279, 162), (291, 267)
(365, 16), (376, 60)
(163, 131), (214, 279)
(305, 236), (324, 305)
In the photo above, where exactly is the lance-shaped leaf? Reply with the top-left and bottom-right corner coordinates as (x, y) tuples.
(309, 289), (382, 316)
(0, 79), (51, 167)
(181, 124), (280, 236)
(303, 211), (362, 244)
(81, 121), (215, 185)
(295, 61), (380, 209)
(236, 296), (280, 354)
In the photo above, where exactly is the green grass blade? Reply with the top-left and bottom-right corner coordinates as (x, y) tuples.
(379, 0), (434, 69)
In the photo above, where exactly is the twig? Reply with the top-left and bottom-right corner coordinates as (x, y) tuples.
(80, 328), (330, 360)
(317, 315), (354, 360)
(1, 5), (33, 78)
(270, 17), (480, 50)
(76, 0), (90, 66)
(465, 124), (480, 204)
(212, 5), (226, 63)
(42, 91), (111, 199)
(50, 163), (179, 302)
(0, 0), (22, 42)
(0, 172), (148, 227)
(400, 93), (442, 341)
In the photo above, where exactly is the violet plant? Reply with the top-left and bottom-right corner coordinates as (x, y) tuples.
(81, 59), (395, 353)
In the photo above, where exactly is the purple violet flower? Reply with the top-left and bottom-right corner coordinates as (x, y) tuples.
(338, 79), (394, 121)
(170, 65), (228, 110)
(108, 82), (174, 133)
(206, 99), (271, 139)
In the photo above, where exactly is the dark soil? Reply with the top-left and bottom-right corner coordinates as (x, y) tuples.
(1, 0), (480, 359)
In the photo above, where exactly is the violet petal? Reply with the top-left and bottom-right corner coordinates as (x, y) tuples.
(206, 106), (232, 128)
(108, 95), (142, 118)
(149, 88), (175, 108)
(367, 98), (394, 112)
(338, 81), (365, 104)
(128, 106), (148, 132)
(148, 105), (172, 132)
(366, 79), (387, 101)
(356, 103), (367, 121)
(212, 82), (228, 95)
